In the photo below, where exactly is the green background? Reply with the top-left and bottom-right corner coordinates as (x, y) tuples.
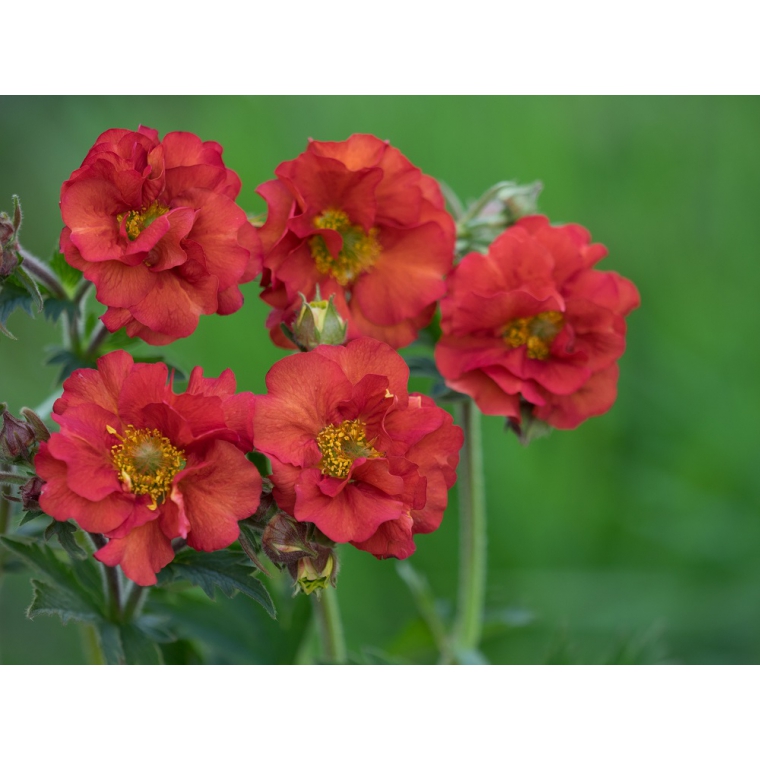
(1, 96), (758, 664)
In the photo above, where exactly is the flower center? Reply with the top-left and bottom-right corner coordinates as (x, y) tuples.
(117, 201), (169, 242)
(309, 209), (382, 287)
(106, 424), (185, 510)
(316, 419), (381, 479)
(503, 310), (564, 360)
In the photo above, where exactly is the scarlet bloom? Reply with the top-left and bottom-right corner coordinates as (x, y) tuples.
(435, 216), (640, 429)
(60, 126), (262, 345)
(257, 134), (456, 349)
(253, 338), (463, 559)
(34, 351), (262, 585)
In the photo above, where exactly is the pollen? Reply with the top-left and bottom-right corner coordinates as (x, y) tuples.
(117, 201), (170, 242)
(504, 310), (564, 360)
(316, 419), (382, 479)
(309, 208), (382, 287)
(107, 424), (185, 510)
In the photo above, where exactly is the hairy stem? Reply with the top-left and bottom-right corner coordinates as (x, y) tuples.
(86, 321), (111, 358)
(122, 582), (148, 623)
(452, 399), (487, 659)
(88, 532), (122, 622)
(313, 585), (347, 664)
(18, 246), (66, 300)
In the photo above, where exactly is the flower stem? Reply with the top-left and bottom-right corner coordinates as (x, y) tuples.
(122, 582), (148, 623)
(452, 399), (487, 660)
(313, 585), (347, 664)
(18, 246), (66, 301)
(86, 321), (110, 358)
(88, 533), (122, 622)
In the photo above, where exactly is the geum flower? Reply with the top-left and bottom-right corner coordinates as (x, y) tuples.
(60, 126), (262, 345)
(34, 350), (262, 585)
(257, 134), (456, 349)
(435, 216), (640, 429)
(253, 338), (463, 559)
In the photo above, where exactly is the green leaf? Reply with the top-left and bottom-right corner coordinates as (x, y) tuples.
(27, 578), (102, 624)
(19, 509), (45, 526)
(48, 250), (83, 292)
(121, 624), (163, 664)
(45, 347), (94, 384)
(44, 519), (87, 560)
(158, 547), (276, 619)
(43, 296), (78, 325)
(1, 535), (105, 616)
(134, 614), (176, 644)
(0, 277), (35, 338)
(95, 622), (124, 665)
(15, 265), (44, 313)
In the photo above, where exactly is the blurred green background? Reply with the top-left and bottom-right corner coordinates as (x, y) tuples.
(1, 96), (758, 664)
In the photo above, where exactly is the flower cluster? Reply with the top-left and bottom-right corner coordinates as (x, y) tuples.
(34, 351), (262, 585)
(257, 134), (456, 349)
(60, 126), (262, 345)
(435, 216), (640, 429)
(253, 338), (463, 559)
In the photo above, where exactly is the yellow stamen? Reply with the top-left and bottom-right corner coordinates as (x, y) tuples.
(504, 311), (564, 360)
(316, 419), (382, 479)
(117, 200), (169, 242)
(309, 208), (382, 287)
(107, 424), (185, 510)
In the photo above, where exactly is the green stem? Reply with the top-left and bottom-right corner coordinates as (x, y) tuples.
(452, 399), (487, 659)
(313, 585), (347, 664)
(88, 533), (122, 622)
(86, 321), (110, 358)
(122, 582), (148, 623)
(18, 246), (66, 300)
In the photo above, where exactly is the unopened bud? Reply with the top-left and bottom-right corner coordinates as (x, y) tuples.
(20, 475), (44, 511)
(0, 410), (36, 461)
(21, 407), (50, 442)
(261, 512), (316, 565)
(284, 291), (348, 352)
(0, 212), (14, 247)
(291, 550), (337, 596)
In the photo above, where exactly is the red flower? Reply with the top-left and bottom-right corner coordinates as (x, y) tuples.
(60, 127), (262, 345)
(257, 134), (456, 349)
(253, 338), (463, 559)
(34, 351), (262, 585)
(435, 216), (640, 429)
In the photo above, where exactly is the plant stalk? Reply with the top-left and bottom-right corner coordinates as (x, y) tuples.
(313, 585), (347, 664)
(18, 246), (66, 300)
(123, 582), (148, 623)
(88, 532), (122, 622)
(452, 399), (487, 659)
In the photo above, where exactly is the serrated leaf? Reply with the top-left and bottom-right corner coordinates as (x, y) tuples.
(97, 326), (139, 352)
(45, 347), (94, 384)
(15, 265), (44, 312)
(43, 296), (78, 324)
(27, 578), (102, 624)
(0, 277), (35, 337)
(44, 519), (87, 560)
(48, 250), (83, 291)
(158, 548), (276, 619)
(19, 509), (45, 526)
(1, 535), (106, 616)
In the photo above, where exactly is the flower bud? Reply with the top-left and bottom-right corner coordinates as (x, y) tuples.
(0, 211), (15, 247)
(21, 407), (50, 442)
(20, 475), (43, 511)
(261, 512), (316, 564)
(0, 410), (36, 461)
(285, 292), (348, 351)
(291, 550), (337, 596)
